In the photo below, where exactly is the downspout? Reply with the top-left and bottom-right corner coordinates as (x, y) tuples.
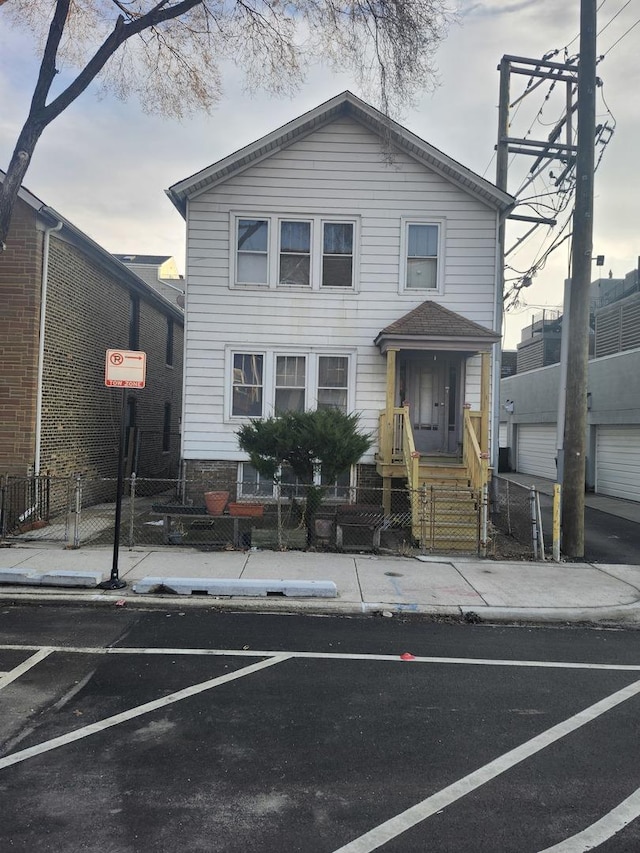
(34, 212), (63, 475)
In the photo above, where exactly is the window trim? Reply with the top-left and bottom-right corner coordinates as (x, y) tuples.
(399, 218), (444, 294)
(230, 213), (359, 291)
(225, 347), (356, 422)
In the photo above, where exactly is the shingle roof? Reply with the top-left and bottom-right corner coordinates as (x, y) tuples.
(114, 254), (172, 266)
(374, 301), (500, 353)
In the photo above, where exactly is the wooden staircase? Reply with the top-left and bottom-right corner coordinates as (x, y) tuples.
(412, 460), (480, 552)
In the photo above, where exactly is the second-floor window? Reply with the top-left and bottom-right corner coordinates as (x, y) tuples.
(233, 214), (358, 290)
(403, 222), (440, 291)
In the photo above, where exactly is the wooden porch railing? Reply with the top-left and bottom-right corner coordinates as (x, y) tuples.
(379, 406), (489, 491)
(463, 409), (489, 490)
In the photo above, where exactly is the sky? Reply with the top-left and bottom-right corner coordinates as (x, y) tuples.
(1, 0), (638, 348)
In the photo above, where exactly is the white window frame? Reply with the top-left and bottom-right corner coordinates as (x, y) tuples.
(235, 218), (270, 287)
(230, 213), (359, 291)
(226, 347), (356, 422)
(399, 218), (444, 294)
(278, 219), (313, 288)
(237, 461), (355, 503)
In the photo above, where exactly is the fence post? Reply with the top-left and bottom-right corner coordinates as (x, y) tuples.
(129, 473), (136, 547)
(552, 483), (562, 561)
(479, 482), (489, 557)
(68, 476), (82, 548)
(536, 491), (546, 561)
(0, 474), (6, 538)
(529, 486), (539, 559)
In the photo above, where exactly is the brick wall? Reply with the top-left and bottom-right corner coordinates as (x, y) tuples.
(0, 200), (42, 475)
(40, 234), (184, 482)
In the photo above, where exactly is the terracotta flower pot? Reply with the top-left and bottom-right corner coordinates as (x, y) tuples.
(228, 502), (264, 518)
(204, 491), (229, 516)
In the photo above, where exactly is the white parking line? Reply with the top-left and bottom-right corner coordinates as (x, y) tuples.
(331, 677), (640, 853)
(0, 654), (290, 771)
(538, 786), (640, 851)
(1, 644), (639, 671)
(0, 649), (53, 690)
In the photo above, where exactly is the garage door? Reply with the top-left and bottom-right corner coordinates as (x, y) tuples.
(596, 425), (640, 502)
(516, 424), (557, 480)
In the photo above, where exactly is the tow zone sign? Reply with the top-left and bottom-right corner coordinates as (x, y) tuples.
(105, 350), (147, 388)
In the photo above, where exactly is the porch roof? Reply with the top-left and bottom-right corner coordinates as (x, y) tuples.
(374, 300), (500, 354)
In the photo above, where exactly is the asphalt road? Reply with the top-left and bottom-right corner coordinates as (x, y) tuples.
(2, 606), (640, 852)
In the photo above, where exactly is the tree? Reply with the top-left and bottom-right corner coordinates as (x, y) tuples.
(0, 0), (453, 251)
(237, 409), (371, 548)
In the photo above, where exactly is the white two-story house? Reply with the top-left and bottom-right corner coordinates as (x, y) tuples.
(167, 92), (513, 550)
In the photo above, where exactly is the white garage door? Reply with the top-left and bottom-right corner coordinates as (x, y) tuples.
(516, 424), (557, 480)
(596, 425), (640, 502)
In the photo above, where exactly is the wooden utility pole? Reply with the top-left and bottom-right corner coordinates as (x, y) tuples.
(562, 0), (597, 557)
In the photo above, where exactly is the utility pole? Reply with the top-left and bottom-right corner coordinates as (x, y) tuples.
(562, 0), (597, 557)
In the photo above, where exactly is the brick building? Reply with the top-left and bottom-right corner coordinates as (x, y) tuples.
(0, 174), (184, 488)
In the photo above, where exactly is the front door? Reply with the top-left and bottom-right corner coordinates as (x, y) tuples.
(404, 357), (461, 454)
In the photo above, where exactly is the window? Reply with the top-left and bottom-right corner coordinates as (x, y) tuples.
(322, 222), (353, 288)
(317, 356), (348, 412)
(279, 221), (311, 286)
(229, 349), (353, 420)
(237, 219), (269, 285)
(405, 223), (439, 290)
(232, 214), (358, 290)
(129, 295), (140, 349)
(275, 355), (306, 414)
(166, 317), (174, 366)
(321, 467), (351, 500)
(232, 354), (264, 416)
(162, 403), (171, 452)
(238, 463), (276, 498)
(238, 462), (352, 502)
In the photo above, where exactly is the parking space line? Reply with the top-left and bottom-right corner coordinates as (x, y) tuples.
(0, 649), (53, 691)
(1, 644), (639, 671)
(538, 785), (640, 851)
(0, 654), (290, 772)
(331, 677), (640, 853)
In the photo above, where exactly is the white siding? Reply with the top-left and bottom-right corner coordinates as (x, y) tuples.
(183, 117), (499, 461)
(596, 425), (640, 502)
(516, 424), (557, 480)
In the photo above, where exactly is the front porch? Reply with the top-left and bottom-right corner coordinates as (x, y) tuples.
(373, 302), (498, 552)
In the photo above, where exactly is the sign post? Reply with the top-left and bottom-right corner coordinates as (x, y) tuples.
(100, 349), (146, 590)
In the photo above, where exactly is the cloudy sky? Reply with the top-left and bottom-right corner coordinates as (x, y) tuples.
(1, 0), (638, 347)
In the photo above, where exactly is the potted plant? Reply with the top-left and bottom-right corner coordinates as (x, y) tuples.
(204, 491), (229, 516)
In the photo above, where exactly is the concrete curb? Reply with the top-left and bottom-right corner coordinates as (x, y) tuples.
(2, 587), (640, 625)
(132, 577), (338, 598)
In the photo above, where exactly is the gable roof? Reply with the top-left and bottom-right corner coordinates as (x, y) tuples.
(166, 91), (515, 218)
(374, 301), (500, 354)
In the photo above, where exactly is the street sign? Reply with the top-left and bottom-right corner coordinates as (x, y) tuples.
(105, 349), (147, 388)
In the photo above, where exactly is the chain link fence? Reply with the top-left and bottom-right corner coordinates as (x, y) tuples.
(490, 476), (550, 559)
(1, 473), (489, 556)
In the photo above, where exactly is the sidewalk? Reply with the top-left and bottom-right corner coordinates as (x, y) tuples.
(2, 543), (640, 625)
